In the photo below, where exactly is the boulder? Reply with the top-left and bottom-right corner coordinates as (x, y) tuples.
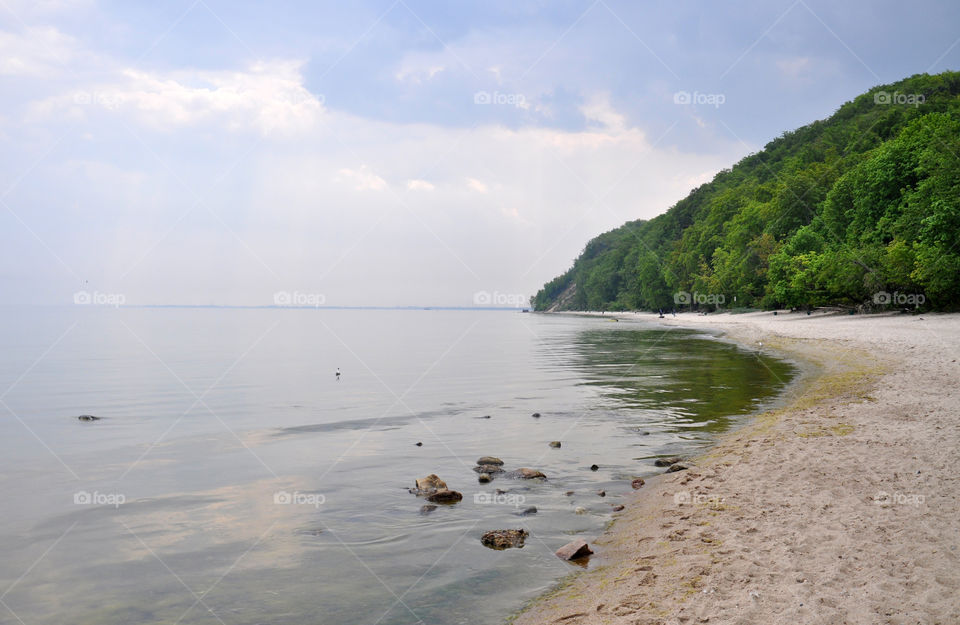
(666, 463), (688, 473)
(505, 468), (547, 480)
(477, 473), (492, 483)
(425, 489), (463, 504)
(481, 529), (528, 550)
(631, 478), (645, 489)
(654, 456), (682, 467)
(473, 464), (505, 474)
(555, 539), (593, 561)
(415, 474), (447, 492)
(476, 456), (504, 466)
(548, 441), (561, 448)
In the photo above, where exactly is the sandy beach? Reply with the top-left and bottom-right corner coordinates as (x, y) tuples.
(515, 310), (960, 625)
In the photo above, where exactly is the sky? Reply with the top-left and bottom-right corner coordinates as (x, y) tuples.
(1, 0), (958, 307)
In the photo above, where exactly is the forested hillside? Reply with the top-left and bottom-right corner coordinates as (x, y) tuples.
(533, 72), (960, 312)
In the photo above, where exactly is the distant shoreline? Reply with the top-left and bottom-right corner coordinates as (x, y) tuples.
(514, 310), (960, 624)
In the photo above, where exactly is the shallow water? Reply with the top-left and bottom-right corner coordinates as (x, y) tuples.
(0, 308), (795, 625)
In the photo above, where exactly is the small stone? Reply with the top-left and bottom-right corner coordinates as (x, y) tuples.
(481, 529), (528, 550)
(611, 504), (625, 512)
(478, 473), (492, 483)
(415, 474), (447, 492)
(415, 442), (423, 446)
(532, 412), (541, 418)
(548, 441), (561, 448)
(564, 491), (574, 496)
(574, 506), (587, 515)
(476, 456), (504, 466)
(425, 489), (463, 504)
(666, 464), (688, 473)
(77, 415), (100, 421)
(518, 506), (538, 516)
(590, 464), (599, 471)
(597, 490), (606, 497)
(505, 468), (547, 480)
(655, 456), (682, 467)
(631, 478), (645, 489)
(473, 464), (505, 474)
(555, 539), (593, 561)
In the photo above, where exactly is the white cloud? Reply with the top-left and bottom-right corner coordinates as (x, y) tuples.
(466, 178), (488, 193)
(0, 26), (77, 76)
(407, 179), (435, 191)
(337, 165), (388, 191)
(580, 93), (627, 132)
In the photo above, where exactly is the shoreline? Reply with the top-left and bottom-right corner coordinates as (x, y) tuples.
(513, 310), (960, 625)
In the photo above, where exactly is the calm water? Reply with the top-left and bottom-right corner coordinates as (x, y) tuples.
(0, 308), (795, 625)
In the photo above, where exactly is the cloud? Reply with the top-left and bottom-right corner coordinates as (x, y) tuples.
(407, 179), (435, 191)
(466, 177), (488, 193)
(0, 26), (78, 76)
(337, 165), (388, 191)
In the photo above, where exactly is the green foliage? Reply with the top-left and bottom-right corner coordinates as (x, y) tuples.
(533, 72), (960, 312)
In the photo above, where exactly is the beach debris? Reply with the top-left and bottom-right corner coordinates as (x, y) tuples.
(555, 539), (593, 561)
(481, 529), (528, 550)
(548, 441), (561, 448)
(611, 504), (625, 512)
(597, 490), (606, 497)
(420, 504), (438, 515)
(517, 506), (538, 516)
(77, 415), (100, 421)
(425, 489), (463, 504)
(574, 506), (587, 515)
(476, 456), (504, 466)
(666, 464), (689, 473)
(532, 412), (541, 418)
(655, 456), (683, 467)
(631, 478), (646, 489)
(504, 468), (547, 480)
(415, 474), (447, 492)
(473, 464), (505, 474)
(478, 473), (492, 483)
(590, 464), (599, 471)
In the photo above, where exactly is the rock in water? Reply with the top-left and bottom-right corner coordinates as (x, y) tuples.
(481, 529), (529, 550)
(425, 489), (463, 504)
(548, 441), (561, 448)
(555, 539), (593, 561)
(531, 412), (541, 418)
(597, 490), (606, 497)
(477, 473), (492, 483)
(420, 504), (438, 515)
(415, 442), (423, 446)
(476, 456), (504, 466)
(505, 468), (547, 480)
(77, 415), (100, 421)
(473, 464), (505, 474)
(666, 463), (688, 473)
(590, 464), (599, 471)
(415, 474), (447, 492)
(518, 506), (537, 516)
(654, 456), (682, 467)
(631, 478), (645, 489)
(574, 507), (587, 515)
(611, 504), (625, 512)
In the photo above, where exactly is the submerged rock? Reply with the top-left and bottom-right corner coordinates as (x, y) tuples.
(420, 504), (438, 515)
(481, 529), (528, 550)
(590, 464), (599, 471)
(504, 468), (547, 480)
(473, 464), (505, 474)
(415, 474), (447, 492)
(655, 456), (683, 467)
(548, 441), (561, 448)
(415, 442), (423, 446)
(531, 412), (541, 418)
(517, 506), (538, 516)
(611, 504), (625, 512)
(425, 489), (463, 504)
(77, 415), (100, 421)
(574, 506), (587, 515)
(555, 539), (593, 561)
(477, 473), (492, 483)
(631, 478), (646, 489)
(597, 490), (606, 497)
(476, 456), (504, 466)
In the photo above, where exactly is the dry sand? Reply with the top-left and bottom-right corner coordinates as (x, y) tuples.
(514, 310), (960, 625)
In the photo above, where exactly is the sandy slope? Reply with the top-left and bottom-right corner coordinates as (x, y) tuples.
(514, 311), (960, 625)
